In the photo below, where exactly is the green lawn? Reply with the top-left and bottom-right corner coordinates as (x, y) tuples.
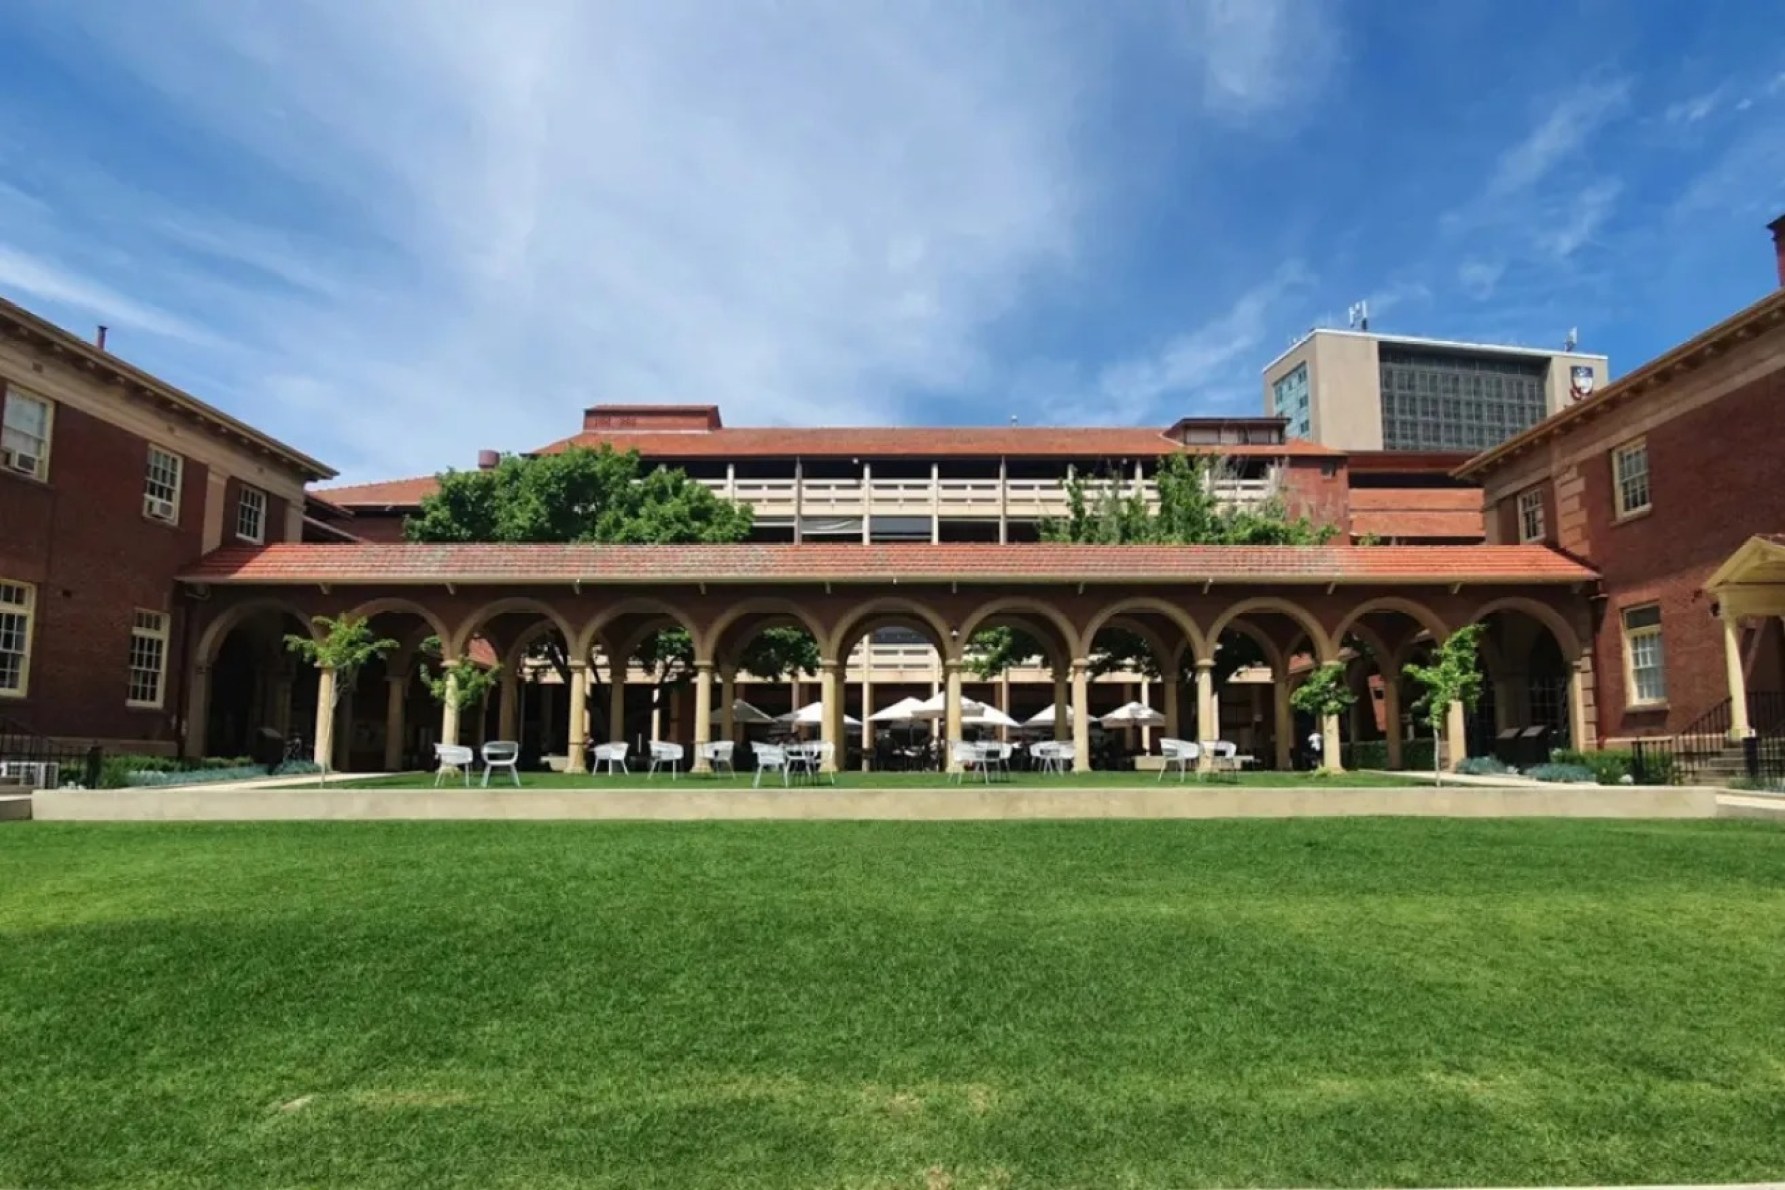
(4, 820), (1785, 1189)
(338, 769), (1424, 789)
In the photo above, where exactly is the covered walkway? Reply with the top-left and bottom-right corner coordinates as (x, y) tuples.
(178, 542), (1599, 775)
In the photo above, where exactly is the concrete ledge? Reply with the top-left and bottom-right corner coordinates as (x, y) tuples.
(0, 794), (33, 821)
(29, 784), (1722, 822)
(1717, 793), (1785, 820)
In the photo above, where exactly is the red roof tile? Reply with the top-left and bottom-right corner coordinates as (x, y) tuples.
(1351, 511), (1484, 540)
(312, 475), (440, 507)
(534, 426), (1342, 460)
(180, 542), (1594, 585)
(1346, 488), (1483, 512)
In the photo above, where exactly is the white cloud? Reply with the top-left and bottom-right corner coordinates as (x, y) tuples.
(1538, 179), (1623, 258)
(0, 1), (1099, 480)
(1457, 259), (1506, 300)
(0, 244), (220, 345)
(1096, 263), (1310, 415)
(1487, 79), (1630, 199)
(1177, 0), (1342, 117)
(1665, 87), (1724, 125)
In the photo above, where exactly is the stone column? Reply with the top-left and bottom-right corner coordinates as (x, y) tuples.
(943, 660), (964, 771)
(1445, 700), (1468, 772)
(567, 661), (589, 773)
(1139, 675), (1153, 752)
(185, 663), (211, 760)
(1071, 659), (1091, 773)
(720, 665), (737, 742)
(383, 674), (407, 771)
(608, 664), (626, 746)
(1322, 709), (1343, 773)
(1567, 657), (1594, 752)
(1273, 673), (1293, 771)
(439, 673), (461, 749)
(692, 661), (714, 773)
(497, 667), (519, 741)
(1381, 664), (1403, 769)
(1162, 667), (1180, 739)
(1725, 613), (1752, 739)
(312, 665), (337, 770)
(819, 660), (842, 772)
(1195, 659), (1216, 773)
(861, 668), (875, 769)
(1053, 668), (1070, 741)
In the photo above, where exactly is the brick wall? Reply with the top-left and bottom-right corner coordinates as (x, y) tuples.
(1278, 457), (1351, 537)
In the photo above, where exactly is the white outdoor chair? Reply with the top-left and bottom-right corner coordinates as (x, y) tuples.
(753, 743), (791, 788)
(433, 743), (475, 787)
(592, 742), (629, 774)
(1158, 738), (1200, 782)
(1210, 740), (1242, 777)
(793, 741), (836, 785)
(480, 740), (521, 787)
(990, 742), (1014, 779)
(1032, 741), (1073, 774)
(648, 741), (685, 779)
(699, 740), (736, 775)
(949, 740), (989, 784)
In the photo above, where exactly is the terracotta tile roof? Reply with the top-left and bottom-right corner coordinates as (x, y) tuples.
(180, 542), (1594, 585)
(1347, 488), (1484, 541)
(534, 426), (1343, 460)
(1346, 488), (1483, 512)
(312, 475), (440, 507)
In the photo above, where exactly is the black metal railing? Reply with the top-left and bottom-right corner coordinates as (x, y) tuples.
(1631, 692), (1785, 786)
(0, 715), (104, 789)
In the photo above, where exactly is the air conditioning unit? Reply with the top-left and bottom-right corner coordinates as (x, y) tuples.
(144, 495), (176, 522)
(1, 447), (38, 476)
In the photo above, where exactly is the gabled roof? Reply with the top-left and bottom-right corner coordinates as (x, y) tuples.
(179, 542), (1596, 586)
(0, 294), (336, 482)
(311, 475), (439, 509)
(1347, 487), (1485, 541)
(1457, 286), (1785, 479)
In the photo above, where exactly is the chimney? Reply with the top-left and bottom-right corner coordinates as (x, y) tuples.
(1770, 214), (1785, 288)
(95, 325), (108, 351)
(476, 449), (500, 471)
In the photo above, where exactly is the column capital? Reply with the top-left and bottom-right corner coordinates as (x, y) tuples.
(694, 659), (715, 675)
(1194, 657), (1215, 672)
(1070, 657), (1091, 674)
(385, 672), (408, 686)
(820, 659), (843, 675)
(567, 658), (588, 674)
(943, 659), (964, 675)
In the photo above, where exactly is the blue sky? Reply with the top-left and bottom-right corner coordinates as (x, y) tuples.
(0, 1), (1781, 482)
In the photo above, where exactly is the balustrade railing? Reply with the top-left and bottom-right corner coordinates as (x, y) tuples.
(697, 474), (1275, 518)
(1630, 691), (1785, 786)
(0, 715), (103, 789)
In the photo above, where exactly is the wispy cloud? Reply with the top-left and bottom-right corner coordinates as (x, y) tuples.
(1457, 259), (1506, 300)
(1486, 78), (1630, 199)
(1176, 0), (1342, 119)
(1096, 263), (1311, 415)
(1665, 87), (1725, 125)
(1538, 179), (1623, 258)
(0, 244), (220, 345)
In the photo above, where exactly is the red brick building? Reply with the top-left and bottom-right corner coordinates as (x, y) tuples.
(0, 298), (332, 752)
(1460, 218), (1785, 755)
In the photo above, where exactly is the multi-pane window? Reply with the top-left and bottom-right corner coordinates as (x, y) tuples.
(1272, 363), (1312, 440)
(0, 580), (34, 697)
(1622, 604), (1666, 706)
(144, 446), (183, 523)
(1517, 487), (1545, 543)
(1378, 348), (1548, 452)
(127, 610), (170, 708)
(237, 486), (267, 543)
(2, 386), (52, 480)
(1613, 439), (1651, 518)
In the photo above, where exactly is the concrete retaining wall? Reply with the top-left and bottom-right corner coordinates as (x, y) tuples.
(29, 784), (1723, 822)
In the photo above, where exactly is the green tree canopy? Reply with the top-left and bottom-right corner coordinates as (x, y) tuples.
(406, 447), (815, 729)
(1403, 624), (1486, 782)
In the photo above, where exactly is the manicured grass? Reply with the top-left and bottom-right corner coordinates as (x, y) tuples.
(4, 819), (1785, 1188)
(337, 769), (1424, 789)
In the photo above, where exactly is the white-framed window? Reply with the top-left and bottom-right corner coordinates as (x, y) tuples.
(1517, 487), (1545, 543)
(236, 485), (267, 543)
(0, 579), (35, 697)
(1, 386), (53, 481)
(127, 609), (170, 708)
(1613, 438), (1650, 519)
(1621, 604), (1666, 706)
(144, 446), (183, 524)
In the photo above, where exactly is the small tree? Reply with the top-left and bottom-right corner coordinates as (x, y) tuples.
(1403, 624), (1486, 784)
(1290, 662), (1357, 772)
(418, 636), (500, 729)
(284, 614), (399, 777)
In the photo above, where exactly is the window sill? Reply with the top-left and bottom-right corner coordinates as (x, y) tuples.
(141, 514), (184, 531)
(1612, 505), (1652, 526)
(125, 701), (166, 711)
(235, 534), (265, 546)
(1624, 700), (1669, 712)
(0, 466), (51, 489)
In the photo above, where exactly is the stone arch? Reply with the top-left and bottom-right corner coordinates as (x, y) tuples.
(341, 596), (453, 649)
(1466, 596), (1584, 661)
(1077, 597), (1206, 664)
(957, 596), (1079, 659)
(1331, 596), (1451, 650)
(1209, 616), (1284, 674)
(1208, 597), (1334, 664)
(702, 597), (828, 664)
(576, 598), (701, 662)
(448, 597), (575, 658)
(826, 597), (954, 662)
(1102, 615), (1177, 674)
(500, 618), (568, 672)
(195, 597), (319, 666)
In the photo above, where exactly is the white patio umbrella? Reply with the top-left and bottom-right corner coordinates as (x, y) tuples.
(868, 695), (929, 723)
(963, 703), (1021, 729)
(1100, 701), (1165, 727)
(709, 698), (774, 725)
(776, 701), (862, 730)
(1024, 703), (1072, 727)
(909, 691), (993, 721)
